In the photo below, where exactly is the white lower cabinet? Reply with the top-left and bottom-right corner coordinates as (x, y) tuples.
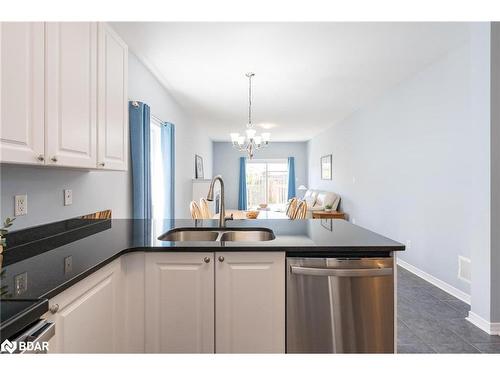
(215, 252), (285, 353)
(43, 251), (285, 353)
(144, 251), (285, 353)
(44, 259), (123, 353)
(145, 252), (215, 353)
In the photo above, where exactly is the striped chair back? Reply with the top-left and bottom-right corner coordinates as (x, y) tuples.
(292, 200), (307, 220)
(199, 198), (212, 219)
(190, 201), (203, 219)
(286, 198), (298, 218)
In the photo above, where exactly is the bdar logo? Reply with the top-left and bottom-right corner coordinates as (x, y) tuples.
(1, 339), (17, 354)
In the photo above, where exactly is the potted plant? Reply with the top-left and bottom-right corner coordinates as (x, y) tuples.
(1, 217), (15, 298)
(0, 217), (15, 255)
(324, 204), (333, 212)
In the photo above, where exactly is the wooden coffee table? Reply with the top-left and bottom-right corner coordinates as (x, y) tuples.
(311, 210), (346, 219)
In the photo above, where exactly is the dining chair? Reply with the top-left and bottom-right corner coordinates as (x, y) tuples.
(199, 198), (212, 219)
(190, 201), (203, 219)
(286, 198), (298, 218)
(292, 200), (307, 220)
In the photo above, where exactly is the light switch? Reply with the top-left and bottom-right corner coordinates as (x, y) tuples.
(64, 189), (73, 206)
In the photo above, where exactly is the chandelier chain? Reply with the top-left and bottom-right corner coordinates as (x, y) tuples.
(248, 73), (253, 127)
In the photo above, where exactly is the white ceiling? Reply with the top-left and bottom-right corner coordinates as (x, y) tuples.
(111, 22), (470, 141)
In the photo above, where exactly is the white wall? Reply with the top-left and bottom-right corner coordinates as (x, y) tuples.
(0, 51), (213, 229)
(213, 142), (308, 209)
(128, 52), (212, 218)
(308, 28), (490, 297)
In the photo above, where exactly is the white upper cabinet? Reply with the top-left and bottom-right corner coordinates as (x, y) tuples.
(45, 22), (98, 168)
(0, 22), (128, 170)
(97, 23), (128, 171)
(0, 22), (45, 165)
(215, 251), (285, 353)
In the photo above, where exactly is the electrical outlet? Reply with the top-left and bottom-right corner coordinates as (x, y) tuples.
(14, 195), (27, 216)
(458, 256), (471, 283)
(64, 256), (73, 274)
(64, 189), (72, 206)
(14, 272), (28, 296)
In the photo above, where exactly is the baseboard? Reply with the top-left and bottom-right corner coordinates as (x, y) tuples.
(467, 311), (500, 336)
(396, 258), (500, 336)
(396, 258), (471, 304)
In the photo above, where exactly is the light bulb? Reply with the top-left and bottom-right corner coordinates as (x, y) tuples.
(262, 132), (270, 142)
(230, 133), (240, 143)
(246, 128), (256, 139)
(237, 136), (245, 145)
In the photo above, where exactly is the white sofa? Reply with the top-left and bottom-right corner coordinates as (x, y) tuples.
(303, 189), (341, 218)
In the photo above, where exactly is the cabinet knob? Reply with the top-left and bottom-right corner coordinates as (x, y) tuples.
(204, 257), (210, 263)
(49, 304), (59, 314)
(51, 156), (58, 163)
(37, 154), (45, 162)
(98, 162), (105, 167)
(218, 256), (225, 262)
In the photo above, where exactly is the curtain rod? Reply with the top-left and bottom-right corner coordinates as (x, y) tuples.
(130, 100), (169, 126)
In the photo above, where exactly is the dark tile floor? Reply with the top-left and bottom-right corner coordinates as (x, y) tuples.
(397, 266), (500, 353)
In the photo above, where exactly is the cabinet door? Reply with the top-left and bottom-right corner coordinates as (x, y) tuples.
(97, 23), (128, 171)
(145, 252), (214, 353)
(215, 251), (285, 353)
(45, 22), (97, 168)
(46, 259), (123, 353)
(0, 22), (45, 165)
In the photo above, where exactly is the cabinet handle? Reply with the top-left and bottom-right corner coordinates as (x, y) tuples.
(98, 162), (105, 167)
(49, 304), (59, 314)
(51, 156), (58, 163)
(204, 257), (210, 263)
(218, 256), (224, 262)
(37, 154), (45, 162)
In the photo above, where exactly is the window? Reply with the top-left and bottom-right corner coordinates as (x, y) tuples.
(246, 159), (288, 210)
(150, 116), (175, 220)
(150, 117), (165, 220)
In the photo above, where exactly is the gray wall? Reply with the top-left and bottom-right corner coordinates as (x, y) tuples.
(0, 165), (131, 229)
(0, 51), (213, 229)
(212, 142), (308, 209)
(308, 27), (490, 297)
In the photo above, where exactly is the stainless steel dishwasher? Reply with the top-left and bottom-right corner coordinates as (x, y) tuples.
(286, 257), (394, 353)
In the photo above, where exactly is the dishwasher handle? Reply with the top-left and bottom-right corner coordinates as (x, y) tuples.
(290, 265), (392, 277)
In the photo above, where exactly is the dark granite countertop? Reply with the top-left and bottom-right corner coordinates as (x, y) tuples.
(0, 217), (404, 339)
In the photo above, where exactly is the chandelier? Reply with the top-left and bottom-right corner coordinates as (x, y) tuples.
(230, 72), (270, 159)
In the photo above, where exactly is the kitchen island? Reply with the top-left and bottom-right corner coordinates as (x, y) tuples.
(1, 217), (404, 353)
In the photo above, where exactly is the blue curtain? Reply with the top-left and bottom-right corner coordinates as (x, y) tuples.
(238, 157), (247, 210)
(287, 157), (296, 200)
(129, 101), (152, 219)
(161, 122), (175, 219)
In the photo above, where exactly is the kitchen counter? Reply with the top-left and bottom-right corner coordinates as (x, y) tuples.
(0, 217), (404, 339)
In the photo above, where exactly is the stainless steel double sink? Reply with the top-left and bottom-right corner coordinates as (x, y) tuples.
(158, 227), (276, 242)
